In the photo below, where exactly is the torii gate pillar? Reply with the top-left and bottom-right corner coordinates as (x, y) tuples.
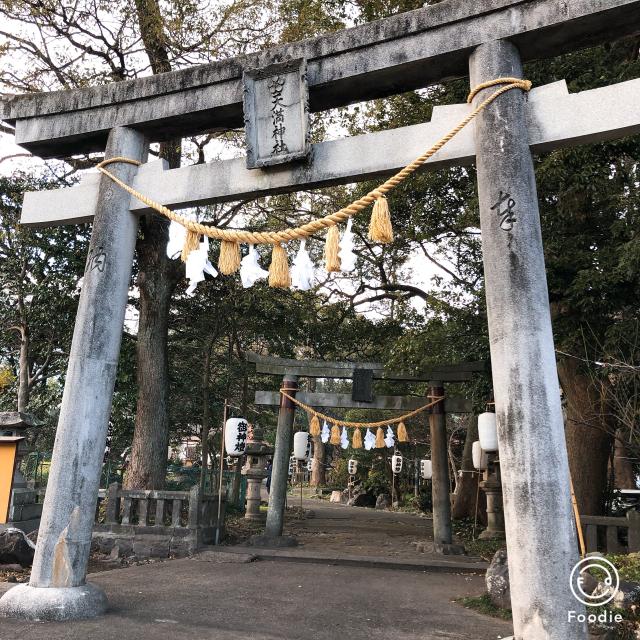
(470, 41), (586, 638)
(0, 127), (147, 620)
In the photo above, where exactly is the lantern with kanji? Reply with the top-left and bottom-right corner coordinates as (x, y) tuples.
(347, 459), (358, 475)
(391, 453), (403, 475)
(420, 459), (432, 480)
(225, 417), (249, 457)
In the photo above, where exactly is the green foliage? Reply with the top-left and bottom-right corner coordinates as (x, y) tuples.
(456, 594), (512, 621)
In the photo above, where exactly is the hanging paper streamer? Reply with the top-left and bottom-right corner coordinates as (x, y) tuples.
(321, 421), (330, 444)
(364, 428), (375, 451)
(240, 245), (269, 288)
(340, 427), (349, 449)
(185, 237), (218, 295)
(291, 240), (315, 290)
(338, 218), (357, 272)
(167, 221), (187, 260)
(384, 425), (395, 448)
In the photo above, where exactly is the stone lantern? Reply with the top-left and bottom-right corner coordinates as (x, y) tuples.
(0, 412), (42, 532)
(241, 424), (273, 522)
(475, 415), (505, 541)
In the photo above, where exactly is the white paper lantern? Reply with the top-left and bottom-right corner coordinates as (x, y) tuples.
(391, 453), (403, 475)
(293, 431), (310, 460)
(347, 459), (358, 475)
(478, 412), (499, 452)
(420, 459), (432, 480)
(225, 417), (249, 457)
(472, 440), (488, 470)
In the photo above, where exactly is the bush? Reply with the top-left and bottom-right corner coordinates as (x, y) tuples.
(363, 469), (389, 496)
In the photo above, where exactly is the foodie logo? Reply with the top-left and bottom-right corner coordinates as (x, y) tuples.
(569, 556), (619, 607)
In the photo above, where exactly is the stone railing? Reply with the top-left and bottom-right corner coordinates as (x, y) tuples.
(93, 483), (225, 558)
(581, 511), (640, 554)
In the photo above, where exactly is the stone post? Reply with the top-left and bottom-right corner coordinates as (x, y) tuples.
(470, 40), (586, 638)
(0, 126), (147, 621)
(242, 426), (272, 523)
(263, 375), (298, 542)
(429, 383), (459, 553)
(478, 455), (505, 540)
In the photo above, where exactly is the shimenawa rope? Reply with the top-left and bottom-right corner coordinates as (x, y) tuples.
(95, 77), (531, 247)
(279, 389), (444, 429)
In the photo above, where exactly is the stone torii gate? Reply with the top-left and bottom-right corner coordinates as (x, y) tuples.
(0, 0), (639, 636)
(247, 352), (481, 551)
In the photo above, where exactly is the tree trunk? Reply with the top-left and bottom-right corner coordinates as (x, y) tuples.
(199, 339), (214, 491)
(612, 429), (636, 490)
(310, 435), (326, 487)
(124, 0), (184, 490)
(558, 357), (614, 515)
(451, 414), (486, 524)
(16, 324), (29, 412)
(125, 219), (180, 488)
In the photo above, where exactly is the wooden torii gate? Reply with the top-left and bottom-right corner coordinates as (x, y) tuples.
(247, 352), (481, 550)
(0, 0), (639, 636)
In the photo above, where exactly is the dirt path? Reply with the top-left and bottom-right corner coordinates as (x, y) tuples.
(285, 497), (467, 561)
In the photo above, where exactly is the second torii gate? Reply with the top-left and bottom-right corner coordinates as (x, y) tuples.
(247, 352), (481, 551)
(1, 1), (640, 637)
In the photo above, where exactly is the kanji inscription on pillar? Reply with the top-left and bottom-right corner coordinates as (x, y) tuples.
(490, 190), (517, 231)
(243, 58), (310, 169)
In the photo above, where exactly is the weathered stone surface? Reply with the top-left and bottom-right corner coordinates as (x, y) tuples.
(375, 494), (392, 510)
(470, 40), (585, 638)
(5, 0), (640, 156)
(329, 491), (342, 503)
(0, 583), (107, 621)
(486, 549), (510, 610)
(0, 528), (35, 568)
(22, 79), (640, 232)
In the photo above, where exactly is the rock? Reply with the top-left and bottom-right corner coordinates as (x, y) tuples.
(375, 494), (392, 510)
(592, 578), (640, 610)
(347, 492), (376, 508)
(329, 490), (342, 503)
(0, 527), (35, 568)
(486, 548), (510, 610)
(26, 530), (38, 545)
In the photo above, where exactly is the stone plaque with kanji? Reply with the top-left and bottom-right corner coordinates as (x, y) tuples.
(243, 58), (310, 169)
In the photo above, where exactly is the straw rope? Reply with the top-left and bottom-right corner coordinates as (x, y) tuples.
(95, 77), (531, 246)
(279, 389), (444, 429)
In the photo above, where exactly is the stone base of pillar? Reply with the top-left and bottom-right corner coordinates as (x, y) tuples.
(478, 527), (505, 541)
(433, 542), (466, 555)
(0, 582), (107, 621)
(248, 534), (298, 548)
